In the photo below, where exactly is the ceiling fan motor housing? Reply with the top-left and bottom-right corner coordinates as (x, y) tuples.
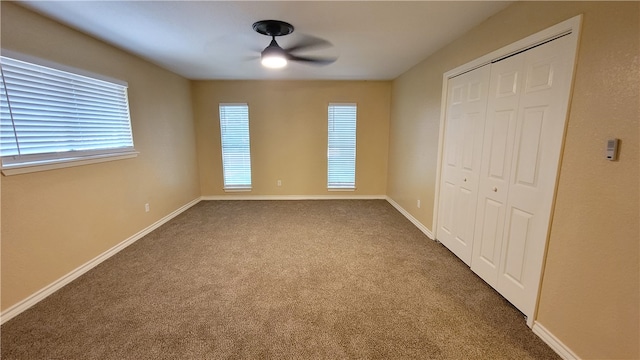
(252, 20), (294, 37)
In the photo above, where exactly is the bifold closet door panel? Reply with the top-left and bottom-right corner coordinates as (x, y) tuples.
(471, 34), (575, 315)
(496, 35), (575, 315)
(437, 65), (490, 265)
(470, 54), (524, 288)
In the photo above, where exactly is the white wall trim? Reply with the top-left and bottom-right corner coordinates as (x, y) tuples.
(201, 194), (386, 201)
(0, 197), (202, 325)
(385, 196), (434, 240)
(532, 322), (580, 360)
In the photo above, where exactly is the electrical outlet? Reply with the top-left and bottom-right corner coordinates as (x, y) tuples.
(417, 199), (421, 208)
(145, 203), (150, 212)
(277, 180), (282, 187)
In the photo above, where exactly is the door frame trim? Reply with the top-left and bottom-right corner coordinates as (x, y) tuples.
(432, 14), (582, 328)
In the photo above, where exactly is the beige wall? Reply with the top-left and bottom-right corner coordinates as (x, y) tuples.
(2, 1), (638, 359)
(387, 2), (639, 359)
(1, 3), (201, 310)
(193, 81), (390, 196)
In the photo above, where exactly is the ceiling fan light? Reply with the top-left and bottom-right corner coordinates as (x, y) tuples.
(261, 54), (287, 69)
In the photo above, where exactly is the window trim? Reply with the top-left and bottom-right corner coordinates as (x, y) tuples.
(219, 103), (252, 191)
(1, 49), (127, 86)
(327, 102), (357, 190)
(0, 49), (136, 176)
(1, 151), (138, 176)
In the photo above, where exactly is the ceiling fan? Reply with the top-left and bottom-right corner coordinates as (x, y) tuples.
(252, 20), (337, 69)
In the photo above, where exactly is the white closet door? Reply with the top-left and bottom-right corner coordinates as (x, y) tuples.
(497, 35), (575, 315)
(470, 54), (523, 287)
(472, 35), (575, 316)
(437, 65), (490, 265)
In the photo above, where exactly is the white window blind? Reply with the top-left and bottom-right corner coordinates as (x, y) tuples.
(328, 103), (357, 189)
(219, 104), (252, 189)
(0, 55), (134, 169)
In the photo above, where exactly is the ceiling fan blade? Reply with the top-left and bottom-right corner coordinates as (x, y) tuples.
(242, 55), (261, 62)
(286, 54), (337, 65)
(283, 34), (333, 53)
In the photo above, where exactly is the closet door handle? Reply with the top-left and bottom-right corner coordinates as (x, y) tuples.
(463, 178), (467, 182)
(492, 187), (498, 192)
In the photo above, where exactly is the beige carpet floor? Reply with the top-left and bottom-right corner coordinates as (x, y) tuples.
(1, 200), (560, 359)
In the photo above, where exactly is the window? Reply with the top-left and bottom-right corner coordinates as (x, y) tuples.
(327, 103), (357, 189)
(219, 103), (252, 190)
(0, 54), (135, 174)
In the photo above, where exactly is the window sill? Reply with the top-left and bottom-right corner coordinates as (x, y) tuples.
(328, 187), (356, 192)
(1, 151), (139, 176)
(223, 187), (252, 192)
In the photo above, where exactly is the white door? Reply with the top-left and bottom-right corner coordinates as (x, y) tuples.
(437, 65), (490, 265)
(471, 35), (575, 316)
(470, 55), (522, 287)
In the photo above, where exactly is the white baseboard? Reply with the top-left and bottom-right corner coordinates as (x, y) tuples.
(385, 197), (434, 240)
(532, 322), (580, 360)
(3, 195), (576, 360)
(0, 197), (201, 325)
(201, 194), (387, 201)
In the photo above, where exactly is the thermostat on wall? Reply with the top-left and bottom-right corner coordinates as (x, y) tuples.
(606, 138), (619, 161)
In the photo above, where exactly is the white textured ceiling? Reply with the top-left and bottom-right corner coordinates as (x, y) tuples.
(17, 1), (512, 80)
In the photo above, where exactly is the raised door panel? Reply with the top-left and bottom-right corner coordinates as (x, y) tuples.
(502, 207), (533, 285)
(488, 110), (515, 179)
(462, 112), (482, 171)
(453, 185), (475, 249)
(439, 181), (456, 237)
(472, 197), (505, 286)
(445, 108), (462, 168)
